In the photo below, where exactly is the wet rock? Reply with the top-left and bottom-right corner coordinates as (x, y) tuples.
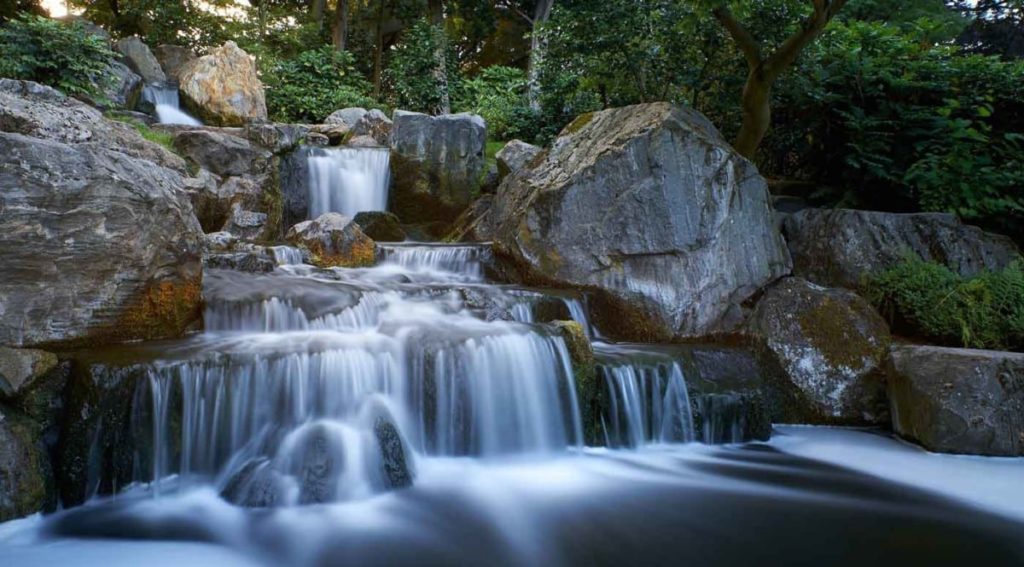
(374, 417), (412, 489)
(749, 277), (891, 425)
(286, 213), (375, 268)
(295, 426), (338, 504)
(495, 139), (541, 180)
(279, 147), (311, 229)
(153, 44), (197, 83)
(0, 347), (57, 398)
(221, 203), (270, 241)
(684, 345), (771, 443)
(551, 321), (598, 444)
(354, 211), (406, 242)
(352, 109), (392, 146)
(390, 111), (487, 224)
(784, 209), (1020, 290)
(178, 41), (267, 126)
(114, 36), (166, 84)
(888, 345), (1024, 456)
(173, 129), (271, 177)
(0, 80), (204, 348)
(0, 405), (53, 521)
(221, 458), (279, 507)
(491, 103), (791, 341)
(325, 107), (367, 129)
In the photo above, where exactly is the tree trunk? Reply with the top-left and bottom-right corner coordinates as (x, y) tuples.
(527, 0), (555, 111)
(428, 0), (443, 24)
(735, 71), (772, 160)
(373, 0), (385, 98)
(428, 1), (450, 114)
(311, 0), (326, 31)
(332, 0), (349, 51)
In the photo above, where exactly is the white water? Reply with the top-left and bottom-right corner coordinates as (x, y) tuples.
(377, 242), (489, 280)
(268, 246), (305, 266)
(142, 84), (202, 126)
(307, 147), (390, 218)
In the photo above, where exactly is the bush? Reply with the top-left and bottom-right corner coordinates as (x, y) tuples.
(0, 14), (116, 98)
(455, 66), (531, 141)
(384, 19), (460, 115)
(264, 46), (377, 123)
(865, 255), (1024, 351)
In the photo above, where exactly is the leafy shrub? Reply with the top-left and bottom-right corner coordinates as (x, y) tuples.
(0, 14), (116, 98)
(865, 255), (1024, 351)
(455, 65), (530, 141)
(264, 46), (377, 123)
(384, 19), (460, 115)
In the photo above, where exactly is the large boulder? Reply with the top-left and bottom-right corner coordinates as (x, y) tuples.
(888, 345), (1024, 456)
(495, 139), (541, 180)
(389, 111), (487, 224)
(0, 80), (203, 348)
(114, 36), (166, 84)
(491, 103), (791, 340)
(325, 107), (367, 129)
(0, 405), (52, 521)
(286, 213), (375, 268)
(352, 109), (392, 146)
(784, 209), (1020, 289)
(99, 61), (143, 110)
(353, 211), (406, 242)
(748, 277), (891, 425)
(178, 41), (267, 127)
(153, 44), (197, 83)
(172, 129), (271, 177)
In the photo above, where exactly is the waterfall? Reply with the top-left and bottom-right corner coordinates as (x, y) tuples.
(268, 245), (305, 266)
(307, 147), (391, 218)
(142, 84), (202, 126)
(377, 243), (490, 280)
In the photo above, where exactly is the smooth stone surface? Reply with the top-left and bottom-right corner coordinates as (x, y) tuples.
(888, 345), (1024, 456)
(784, 209), (1021, 289)
(491, 102), (791, 341)
(749, 277), (891, 425)
(178, 41), (267, 127)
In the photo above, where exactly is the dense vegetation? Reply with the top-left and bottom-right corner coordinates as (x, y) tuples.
(867, 256), (1024, 351)
(1, 0), (1021, 238)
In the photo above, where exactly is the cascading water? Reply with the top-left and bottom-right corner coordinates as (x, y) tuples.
(307, 147), (390, 218)
(142, 84), (202, 126)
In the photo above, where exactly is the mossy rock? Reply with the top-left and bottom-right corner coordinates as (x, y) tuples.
(0, 404), (54, 521)
(550, 321), (600, 445)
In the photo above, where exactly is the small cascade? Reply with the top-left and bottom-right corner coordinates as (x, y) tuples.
(307, 147), (390, 218)
(594, 344), (695, 448)
(268, 246), (305, 266)
(142, 84), (202, 126)
(377, 243), (491, 280)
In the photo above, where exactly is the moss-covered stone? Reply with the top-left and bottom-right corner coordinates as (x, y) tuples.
(0, 404), (53, 521)
(286, 213), (376, 268)
(550, 321), (600, 445)
(114, 277), (204, 343)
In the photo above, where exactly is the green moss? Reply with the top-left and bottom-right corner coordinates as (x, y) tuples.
(563, 112), (595, 136)
(796, 296), (884, 369)
(105, 113), (177, 153)
(551, 320), (600, 444)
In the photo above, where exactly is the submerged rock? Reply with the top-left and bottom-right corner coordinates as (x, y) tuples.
(354, 211), (406, 242)
(0, 80), (204, 348)
(749, 277), (891, 425)
(491, 103), (791, 341)
(114, 36), (166, 84)
(179, 41), (267, 126)
(784, 209), (1020, 289)
(374, 417), (412, 489)
(495, 139), (541, 180)
(888, 345), (1024, 456)
(286, 213), (375, 268)
(389, 111), (487, 224)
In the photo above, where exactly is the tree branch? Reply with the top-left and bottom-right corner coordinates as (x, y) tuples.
(764, 0), (848, 80)
(712, 6), (763, 69)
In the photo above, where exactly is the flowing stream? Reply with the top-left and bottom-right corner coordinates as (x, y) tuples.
(2, 235), (1023, 565)
(306, 147), (391, 218)
(142, 84), (202, 126)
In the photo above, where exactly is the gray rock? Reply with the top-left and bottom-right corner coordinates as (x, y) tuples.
(306, 132), (331, 146)
(0, 348), (57, 399)
(347, 134), (381, 147)
(374, 417), (412, 489)
(308, 123), (349, 145)
(172, 129), (271, 177)
(178, 41), (267, 127)
(246, 122), (308, 154)
(495, 139), (541, 180)
(888, 345), (1024, 456)
(491, 103), (791, 341)
(221, 203), (270, 241)
(99, 61), (143, 110)
(447, 195), (495, 242)
(279, 148), (311, 229)
(353, 211), (406, 242)
(352, 109), (392, 146)
(203, 231), (238, 252)
(114, 36), (167, 84)
(0, 81), (203, 348)
(0, 405), (52, 521)
(749, 277), (891, 425)
(390, 111), (487, 224)
(153, 44), (197, 83)
(189, 174), (266, 233)
(784, 209), (1020, 289)
(203, 252), (276, 273)
(325, 107), (367, 129)
(286, 213), (375, 268)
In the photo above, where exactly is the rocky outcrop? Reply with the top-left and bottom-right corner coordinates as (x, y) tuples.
(389, 111), (487, 224)
(173, 129), (271, 177)
(447, 195), (496, 242)
(354, 211), (406, 241)
(784, 209), (1020, 289)
(495, 139), (541, 180)
(222, 203), (271, 241)
(888, 345), (1024, 456)
(749, 278), (891, 425)
(99, 61), (143, 110)
(491, 103), (791, 340)
(114, 36), (166, 84)
(153, 44), (197, 83)
(0, 348), (58, 398)
(0, 80), (203, 348)
(352, 109), (392, 146)
(286, 213), (375, 268)
(179, 41), (267, 127)
(0, 405), (52, 521)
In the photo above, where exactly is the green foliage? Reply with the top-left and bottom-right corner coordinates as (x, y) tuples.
(69, 0), (233, 50)
(865, 255), (1024, 351)
(770, 19), (1024, 239)
(264, 45), (377, 123)
(385, 19), (461, 115)
(105, 112), (177, 152)
(0, 14), (116, 98)
(455, 65), (530, 140)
